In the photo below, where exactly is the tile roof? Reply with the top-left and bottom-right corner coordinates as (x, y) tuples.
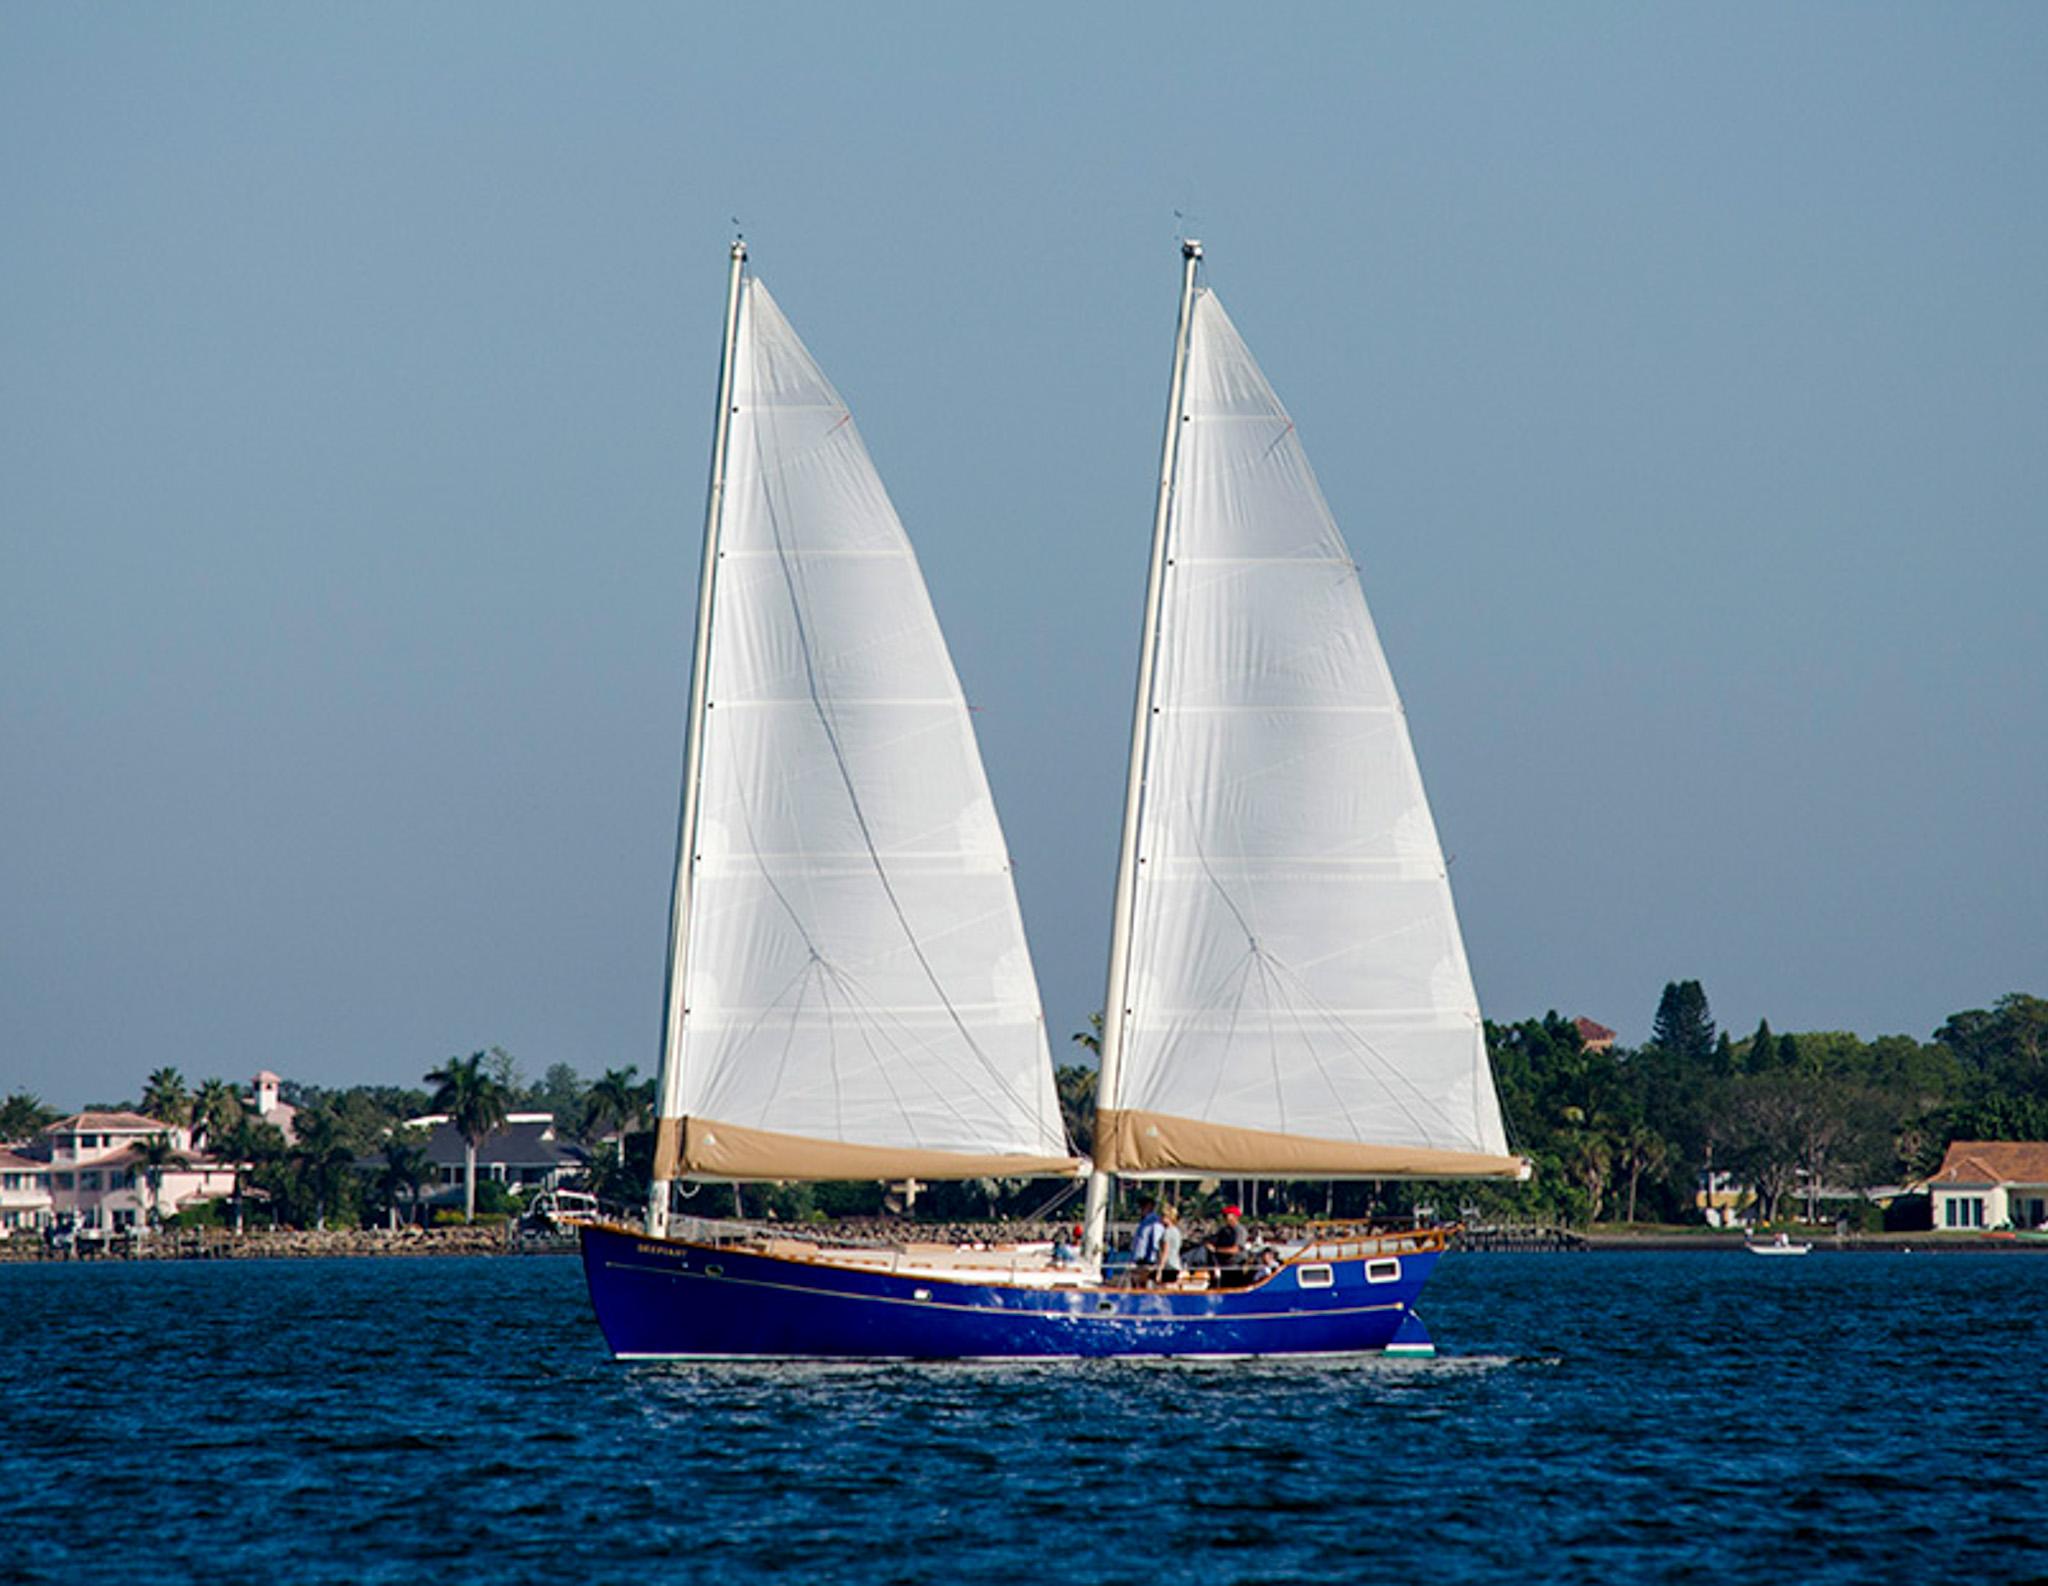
(1574, 1017), (1618, 1046)
(0, 1149), (50, 1173)
(1929, 1140), (2048, 1186)
(44, 1111), (172, 1135)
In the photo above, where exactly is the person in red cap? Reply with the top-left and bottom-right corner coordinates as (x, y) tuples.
(1209, 1203), (1247, 1287)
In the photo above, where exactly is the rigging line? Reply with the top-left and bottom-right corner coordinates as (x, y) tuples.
(1268, 949), (1470, 1145)
(1189, 946), (1260, 1122)
(1131, 927), (1259, 1115)
(697, 955), (823, 1123)
(817, 952), (1060, 1154)
(749, 387), (1052, 1141)
(1021, 1177), (1084, 1224)
(836, 973), (942, 1151)
(1252, 949), (1289, 1137)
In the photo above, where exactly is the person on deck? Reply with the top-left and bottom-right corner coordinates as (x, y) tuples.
(1155, 1204), (1184, 1285)
(1128, 1195), (1165, 1284)
(1209, 1203), (1247, 1287)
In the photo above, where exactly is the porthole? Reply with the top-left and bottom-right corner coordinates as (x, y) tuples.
(1096, 1298), (1117, 1314)
(1366, 1258), (1401, 1284)
(1298, 1264), (1335, 1289)
(705, 1263), (724, 1278)
(914, 1288), (933, 1302)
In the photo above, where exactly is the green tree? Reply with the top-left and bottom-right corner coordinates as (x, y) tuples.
(189, 1078), (243, 1154)
(425, 1052), (510, 1223)
(131, 1133), (188, 1229)
(374, 1127), (434, 1230)
(533, 1063), (586, 1127)
(0, 1092), (57, 1141)
(1742, 1019), (1775, 1074)
(582, 1066), (650, 1144)
(222, 1118), (286, 1234)
(1615, 1125), (1669, 1224)
(1570, 1132), (1615, 1223)
(1651, 981), (1716, 1062)
(289, 1109), (356, 1230)
(1055, 1064), (1098, 1157)
(140, 1068), (192, 1129)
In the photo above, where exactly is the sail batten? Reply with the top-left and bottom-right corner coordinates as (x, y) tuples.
(660, 276), (1075, 1183)
(1100, 286), (1512, 1178)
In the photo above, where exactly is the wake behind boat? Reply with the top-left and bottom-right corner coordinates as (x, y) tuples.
(579, 240), (1525, 1360)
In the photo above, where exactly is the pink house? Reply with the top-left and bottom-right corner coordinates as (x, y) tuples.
(24, 1110), (237, 1244)
(1, 1147), (54, 1233)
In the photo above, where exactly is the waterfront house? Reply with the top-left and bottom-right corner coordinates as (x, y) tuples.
(1695, 1168), (1749, 1227)
(22, 1111), (239, 1239)
(1, 1149), (54, 1233)
(247, 1070), (298, 1143)
(1574, 1018), (1617, 1054)
(386, 1113), (586, 1209)
(1926, 1141), (2048, 1232)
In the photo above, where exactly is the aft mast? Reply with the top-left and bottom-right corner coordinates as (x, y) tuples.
(1082, 238), (1203, 1262)
(647, 238), (747, 1238)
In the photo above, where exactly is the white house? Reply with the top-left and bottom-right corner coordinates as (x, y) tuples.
(1926, 1141), (2048, 1232)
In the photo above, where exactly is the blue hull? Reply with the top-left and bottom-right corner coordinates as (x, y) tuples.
(579, 1223), (1441, 1360)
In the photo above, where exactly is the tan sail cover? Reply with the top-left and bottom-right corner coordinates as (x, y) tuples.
(1101, 289), (1515, 1179)
(660, 280), (1077, 1181)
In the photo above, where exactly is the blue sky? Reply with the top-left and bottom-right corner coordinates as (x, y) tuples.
(5, 5), (2044, 1105)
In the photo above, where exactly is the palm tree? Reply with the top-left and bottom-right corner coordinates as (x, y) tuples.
(131, 1133), (188, 1230)
(223, 1118), (286, 1234)
(140, 1067), (191, 1130)
(290, 1110), (355, 1231)
(1617, 1125), (1669, 1225)
(375, 1128), (434, 1230)
(425, 1052), (510, 1223)
(582, 1066), (649, 1144)
(190, 1078), (242, 1154)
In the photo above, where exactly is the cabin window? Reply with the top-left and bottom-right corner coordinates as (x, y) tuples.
(1297, 1264), (1334, 1289)
(1096, 1298), (1117, 1314)
(1366, 1258), (1402, 1284)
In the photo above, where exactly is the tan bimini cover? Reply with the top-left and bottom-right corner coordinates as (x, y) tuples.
(1094, 1110), (1525, 1180)
(657, 280), (1078, 1183)
(1099, 289), (1517, 1179)
(655, 1116), (1085, 1183)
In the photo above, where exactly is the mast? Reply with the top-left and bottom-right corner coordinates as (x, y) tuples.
(1082, 238), (1202, 1262)
(647, 237), (747, 1237)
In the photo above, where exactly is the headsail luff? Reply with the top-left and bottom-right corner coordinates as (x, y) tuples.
(1094, 283), (1518, 1181)
(652, 276), (1077, 1184)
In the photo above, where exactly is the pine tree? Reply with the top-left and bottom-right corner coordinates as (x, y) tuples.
(1652, 980), (1717, 1062)
(1745, 1018), (1775, 1073)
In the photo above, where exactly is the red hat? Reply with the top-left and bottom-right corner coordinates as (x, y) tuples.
(1224, 1204), (1241, 1217)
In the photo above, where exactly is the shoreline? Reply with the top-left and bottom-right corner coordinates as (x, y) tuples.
(7, 1219), (2044, 1265)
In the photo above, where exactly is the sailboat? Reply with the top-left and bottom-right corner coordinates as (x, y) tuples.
(579, 240), (1524, 1359)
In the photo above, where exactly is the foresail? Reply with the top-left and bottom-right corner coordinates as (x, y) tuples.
(657, 279), (1074, 1181)
(1103, 290), (1517, 1179)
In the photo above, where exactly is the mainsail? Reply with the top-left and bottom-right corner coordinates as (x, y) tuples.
(649, 263), (1075, 1195)
(1094, 266), (1520, 1181)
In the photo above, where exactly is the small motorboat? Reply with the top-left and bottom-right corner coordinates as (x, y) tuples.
(1745, 1231), (1813, 1257)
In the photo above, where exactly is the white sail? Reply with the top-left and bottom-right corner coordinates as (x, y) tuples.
(1098, 288), (1517, 1179)
(655, 279), (1074, 1181)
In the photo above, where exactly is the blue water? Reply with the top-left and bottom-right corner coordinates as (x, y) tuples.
(4, 1251), (2043, 1584)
